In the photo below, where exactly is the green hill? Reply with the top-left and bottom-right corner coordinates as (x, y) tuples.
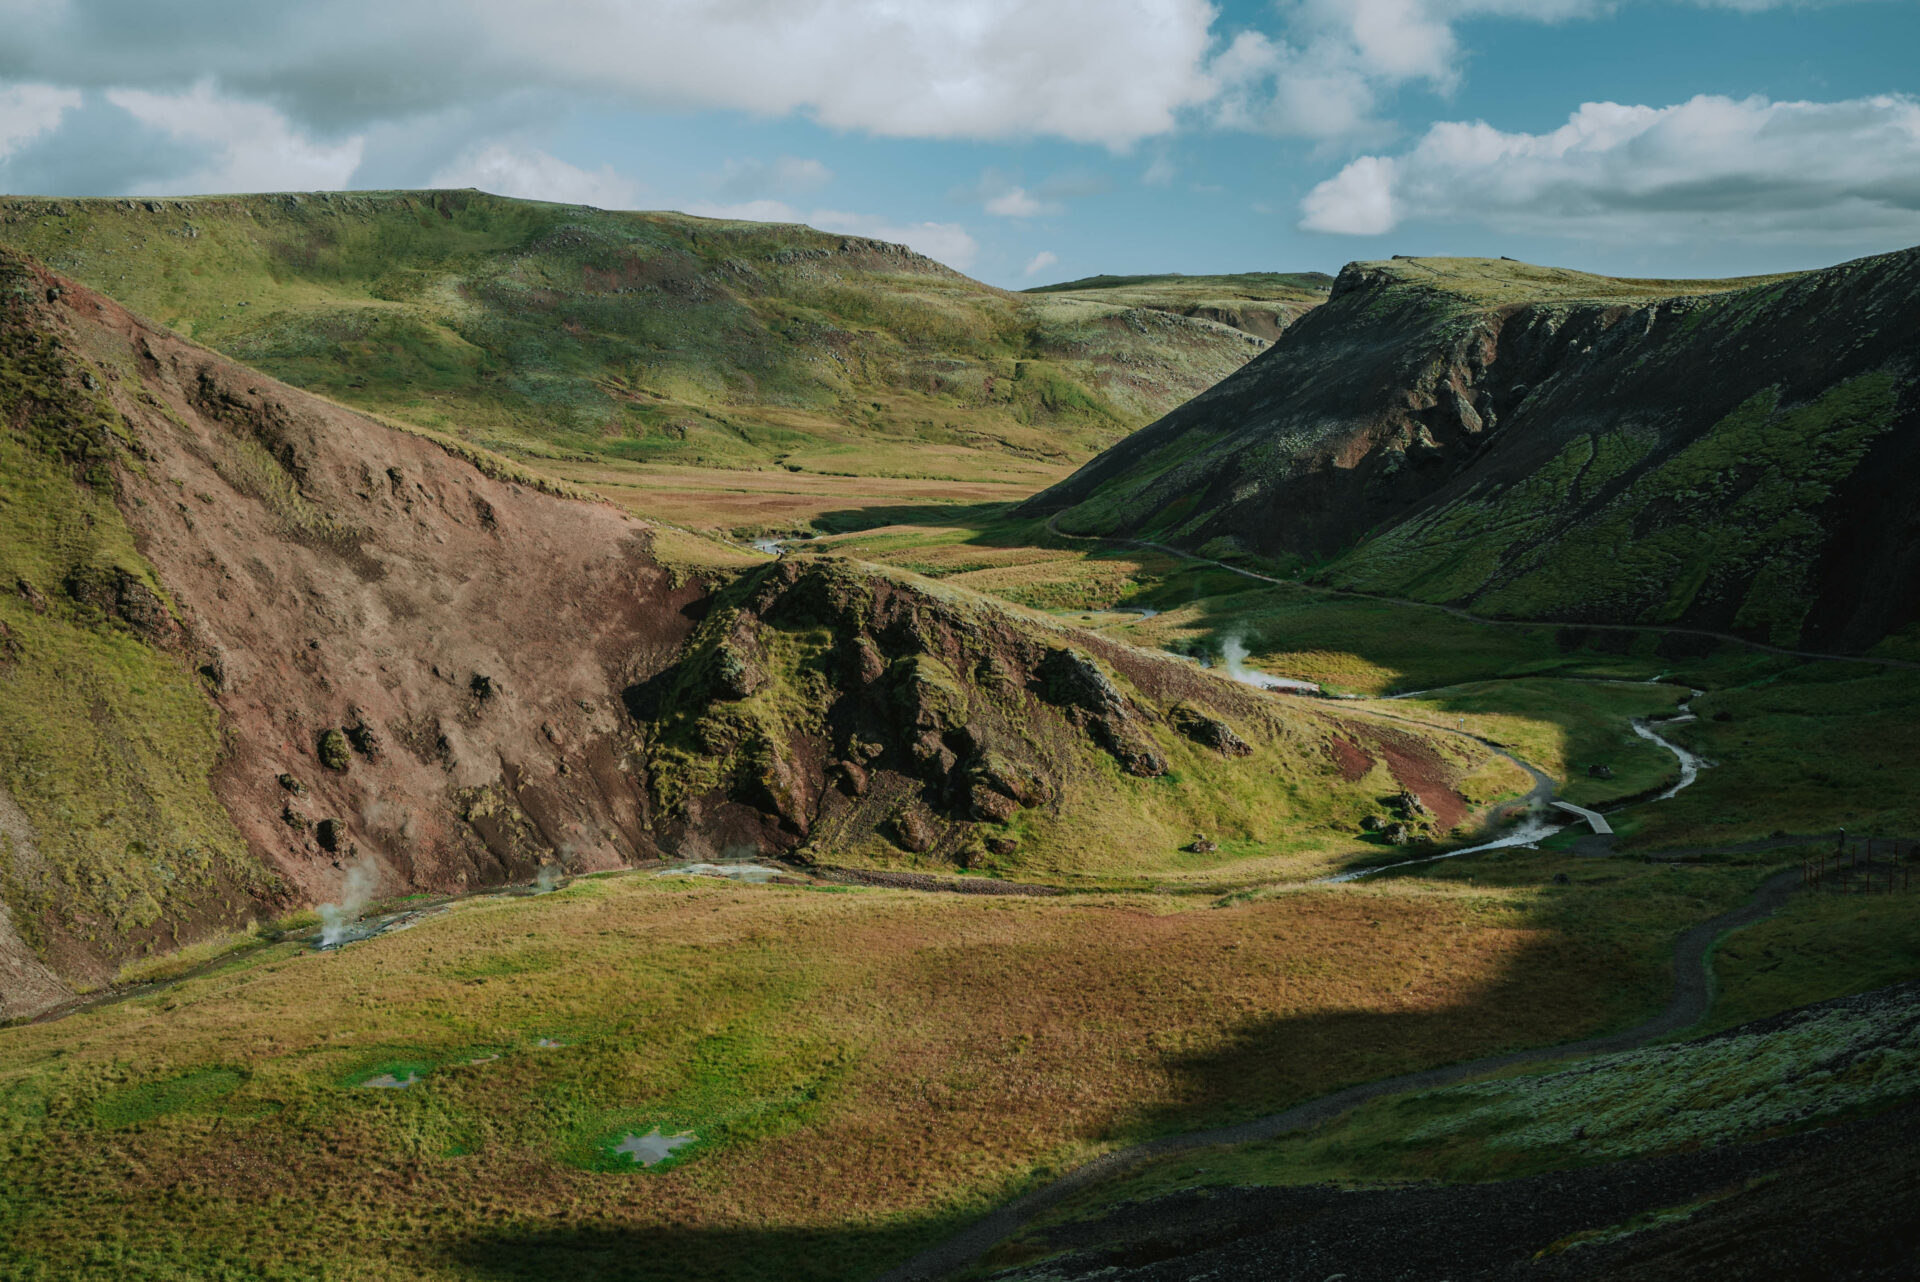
(1025, 250), (1920, 653)
(1025, 271), (1332, 340)
(0, 191), (1307, 498)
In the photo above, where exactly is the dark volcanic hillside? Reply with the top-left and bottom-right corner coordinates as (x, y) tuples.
(0, 247), (1456, 1016)
(1026, 251), (1920, 652)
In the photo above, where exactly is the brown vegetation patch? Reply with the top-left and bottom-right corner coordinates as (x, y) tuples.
(1369, 727), (1470, 829)
(1329, 736), (1374, 782)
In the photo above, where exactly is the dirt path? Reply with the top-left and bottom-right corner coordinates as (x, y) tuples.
(1044, 516), (1920, 673)
(873, 866), (1804, 1282)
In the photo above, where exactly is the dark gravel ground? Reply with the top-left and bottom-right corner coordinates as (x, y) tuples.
(993, 1097), (1920, 1281)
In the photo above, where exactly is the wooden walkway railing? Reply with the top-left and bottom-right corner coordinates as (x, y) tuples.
(1804, 831), (1916, 893)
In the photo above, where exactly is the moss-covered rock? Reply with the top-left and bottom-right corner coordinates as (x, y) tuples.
(318, 729), (352, 773)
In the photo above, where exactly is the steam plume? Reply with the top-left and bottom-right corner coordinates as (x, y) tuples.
(317, 859), (380, 948)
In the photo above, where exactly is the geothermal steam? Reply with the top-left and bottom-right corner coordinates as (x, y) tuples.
(317, 859), (380, 948)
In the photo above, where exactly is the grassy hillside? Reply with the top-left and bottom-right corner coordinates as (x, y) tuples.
(0, 191), (1305, 520)
(1024, 271), (1330, 341)
(1026, 249), (1920, 653)
(0, 251), (267, 1002)
(0, 246), (1502, 1004)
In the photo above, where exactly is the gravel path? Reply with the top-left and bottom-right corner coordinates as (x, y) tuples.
(874, 866), (1803, 1282)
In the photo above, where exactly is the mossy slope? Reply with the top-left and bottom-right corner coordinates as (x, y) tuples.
(0, 191), (1308, 484)
(1028, 248), (1920, 652)
(0, 251), (265, 997)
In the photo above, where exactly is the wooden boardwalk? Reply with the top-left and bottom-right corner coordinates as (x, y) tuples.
(1551, 801), (1614, 835)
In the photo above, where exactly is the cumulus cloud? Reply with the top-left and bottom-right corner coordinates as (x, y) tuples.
(104, 81), (363, 193)
(0, 0), (1222, 147)
(430, 142), (642, 208)
(0, 82), (79, 156)
(1211, 0), (1605, 140)
(963, 169), (1074, 218)
(1298, 93), (1920, 244)
(1024, 250), (1060, 277)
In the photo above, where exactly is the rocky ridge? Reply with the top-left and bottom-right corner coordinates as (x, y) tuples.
(1027, 249), (1920, 651)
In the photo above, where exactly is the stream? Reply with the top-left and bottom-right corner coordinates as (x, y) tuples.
(1324, 683), (1712, 883)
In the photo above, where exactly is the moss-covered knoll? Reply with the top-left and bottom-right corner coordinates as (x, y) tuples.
(0, 191), (1295, 492)
(0, 253), (266, 975)
(1351, 255), (1799, 307)
(1022, 271), (1331, 341)
(637, 555), (1523, 884)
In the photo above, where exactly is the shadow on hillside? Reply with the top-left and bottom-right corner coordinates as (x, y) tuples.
(438, 1219), (944, 1282)
(809, 498), (1035, 539)
(1124, 894), (1677, 1149)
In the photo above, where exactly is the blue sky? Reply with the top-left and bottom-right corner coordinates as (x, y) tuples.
(1, 1), (1916, 287)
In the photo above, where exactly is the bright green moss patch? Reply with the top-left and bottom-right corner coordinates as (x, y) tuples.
(0, 253), (265, 959)
(342, 1059), (437, 1089)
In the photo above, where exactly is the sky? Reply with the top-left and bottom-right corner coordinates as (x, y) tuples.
(0, 0), (1916, 287)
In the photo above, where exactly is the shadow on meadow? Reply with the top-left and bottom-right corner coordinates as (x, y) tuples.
(439, 1221), (938, 1282)
(429, 879), (1698, 1282)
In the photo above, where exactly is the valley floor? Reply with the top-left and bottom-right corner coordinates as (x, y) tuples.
(6, 477), (1920, 1282)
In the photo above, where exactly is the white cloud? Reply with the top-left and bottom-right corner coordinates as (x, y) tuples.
(1300, 155), (1400, 234)
(431, 142), (642, 208)
(1299, 93), (1920, 245)
(1211, 0), (1606, 140)
(0, 82), (80, 156)
(1024, 250), (1060, 277)
(985, 186), (1063, 218)
(807, 208), (979, 269)
(3, 1), (1224, 148)
(105, 81), (363, 193)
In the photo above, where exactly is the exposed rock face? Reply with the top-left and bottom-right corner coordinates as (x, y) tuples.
(1169, 703), (1253, 757)
(0, 248), (708, 997)
(636, 557), (1273, 861)
(1027, 250), (1920, 651)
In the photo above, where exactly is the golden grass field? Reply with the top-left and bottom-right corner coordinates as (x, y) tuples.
(0, 849), (1783, 1281)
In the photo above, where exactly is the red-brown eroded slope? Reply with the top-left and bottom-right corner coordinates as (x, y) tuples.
(44, 266), (707, 908)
